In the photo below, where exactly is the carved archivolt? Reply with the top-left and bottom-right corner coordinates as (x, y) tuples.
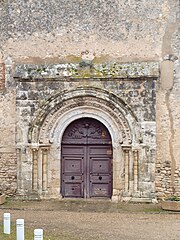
(28, 87), (138, 146)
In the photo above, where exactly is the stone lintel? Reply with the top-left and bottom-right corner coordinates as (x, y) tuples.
(14, 61), (159, 80)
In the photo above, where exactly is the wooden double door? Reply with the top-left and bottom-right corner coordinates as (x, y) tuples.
(61, 118), (113, 198)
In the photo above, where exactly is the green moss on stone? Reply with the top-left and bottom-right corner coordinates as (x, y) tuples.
(64, 55), (82, 63)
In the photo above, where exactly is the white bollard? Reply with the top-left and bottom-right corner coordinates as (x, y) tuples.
(3, 213), (11, 234)
(16, 219), (24, 240)
(34, 229), (43, 240)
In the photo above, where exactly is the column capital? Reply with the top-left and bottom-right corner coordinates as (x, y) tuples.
(133, 149), (139, 153)
(40, 145), (51, 152)
(122, 145), (131, 152)
(31, 148), (39, 152)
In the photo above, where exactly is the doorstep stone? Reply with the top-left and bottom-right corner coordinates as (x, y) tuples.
(0, 194), (6, 205)
(161, 201), (180, 212)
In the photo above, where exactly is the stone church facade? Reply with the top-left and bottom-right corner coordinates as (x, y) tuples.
(0, 0), (179, 202)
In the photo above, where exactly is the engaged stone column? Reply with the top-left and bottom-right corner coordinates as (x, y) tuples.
(123, 147), (131, 193)
(41, 147), (49, 191)
(32, 148), (38, 190)
(16, 148), (22, 191)
(133, 150), (139, 192)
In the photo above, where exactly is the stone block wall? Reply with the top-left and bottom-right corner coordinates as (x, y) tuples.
(0, 0), (179, 199)
(14, 61), (157, 199)
(0, 58), (17, 196)
(155, 0), (180, 198)
(0, 152), (17, 195)
(156, 162), (180, 197)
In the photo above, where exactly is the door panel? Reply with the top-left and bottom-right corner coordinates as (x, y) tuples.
(64, 183), (83, 197)
(61, 146), (85, 198)
(61, 118), (112, 199)
(63, 158), (82, 173)
(62, 146), (85, 155)
(90, 183), (111, 197)
(88, 146), (112, 198)
(88, 146), (112, 155)
(90, 158), (111, 173)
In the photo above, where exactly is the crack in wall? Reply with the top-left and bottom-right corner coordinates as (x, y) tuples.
(165, 91), (176, 194)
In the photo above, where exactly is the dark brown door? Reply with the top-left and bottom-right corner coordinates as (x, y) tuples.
(61, 118), (112, 198)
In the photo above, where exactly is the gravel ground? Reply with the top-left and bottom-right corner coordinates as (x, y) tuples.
(0, 199), (180, 240)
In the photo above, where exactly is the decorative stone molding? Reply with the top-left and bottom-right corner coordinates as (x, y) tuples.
(25, 86), (141, 200)
(28, 87), (138, 147)
(15, 69), (157, 200)
(133, 150), (139, 194)
(122, 147), (131, 193)
(31, 146), (50, 194)
(41, 146), (50, 192)
(32, 148), (38, 190)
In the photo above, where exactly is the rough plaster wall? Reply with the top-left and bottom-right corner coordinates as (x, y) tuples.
(0, 0), (179, 197)
(0, 90), (16, 149)
(0, 0), (170, 62)
(0, 53), (17, 195)
(0, 88), (17, 195)
(156, 0), (180, 197)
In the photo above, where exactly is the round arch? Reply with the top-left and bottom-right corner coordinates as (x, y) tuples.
(29, 86), (138, 146)
(28, 87), (140, 201)
(61, 117), (113, 198)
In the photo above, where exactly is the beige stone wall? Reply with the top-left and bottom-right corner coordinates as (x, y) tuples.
(0, 0), (179, 198)
(0, 89), (17, 195)
(0, 0), (170, 62)
(155, 0), (180, 198)
(0, 63), (5, 90)
(0, 55), (17, 195)
(0, 152), (17, 195)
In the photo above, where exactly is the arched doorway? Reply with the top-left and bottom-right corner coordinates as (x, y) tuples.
(61, 118), (113, 198)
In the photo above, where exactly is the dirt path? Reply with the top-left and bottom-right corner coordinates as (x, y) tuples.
(0, 200), (180, 240)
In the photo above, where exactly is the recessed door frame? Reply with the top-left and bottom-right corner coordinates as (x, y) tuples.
(61, 118), (113, 198)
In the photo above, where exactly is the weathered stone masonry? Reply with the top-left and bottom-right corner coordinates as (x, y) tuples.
(14, 62), (158, 201)
(0, 153), (17, 195)
(0, 60), (17, 195)
(0, 0), (179, 201)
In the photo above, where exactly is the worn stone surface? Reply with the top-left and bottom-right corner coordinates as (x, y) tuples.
(0, 0), (179, 199)
(15, 62), (159, 79)
(161, 201), (180, 211)
(160, 60), (174, 90)
(155, 0), (180, 198)
(14, 70), (157, 199)
(0, 0), (170, 61)
(0, 152), (17, 196)
(0, 88), (16, 195)
(0, 63), (5, 90)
